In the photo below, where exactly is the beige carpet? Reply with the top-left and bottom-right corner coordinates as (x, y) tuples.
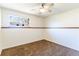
(1, 40), (79, 56)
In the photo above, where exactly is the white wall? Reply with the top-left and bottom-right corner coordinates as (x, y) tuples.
(1, 8), (44, 49)
(0, 7), (2, 54)
(44, 8), (79, 51)
(1, 6), (79, 52)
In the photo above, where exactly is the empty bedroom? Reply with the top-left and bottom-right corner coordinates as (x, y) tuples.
(0, 3), (79, 56)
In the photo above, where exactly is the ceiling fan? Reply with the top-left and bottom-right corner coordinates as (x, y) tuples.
(39, 3), (54, 13)
(31, 3), (54, 15)
(41, 3), (54, 8)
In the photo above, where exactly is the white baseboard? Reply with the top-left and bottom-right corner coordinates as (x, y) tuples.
(0, 50), (2, 55)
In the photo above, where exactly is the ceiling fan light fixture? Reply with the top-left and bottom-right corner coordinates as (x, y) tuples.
(44, 5), (50, 9)
(39, 3), (54, 13)
(40, 8), (48, 13)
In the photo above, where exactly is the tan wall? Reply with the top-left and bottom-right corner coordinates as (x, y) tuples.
(0, 7), (2, 54)
(44, 8), (79, 51)
(1, 8), (44, 49)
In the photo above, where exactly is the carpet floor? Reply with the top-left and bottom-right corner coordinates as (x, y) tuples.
(1, 40), (79, 56)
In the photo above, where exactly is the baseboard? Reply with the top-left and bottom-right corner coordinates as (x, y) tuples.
(0, 50), (2, 55)
(2, 39), (44, 50)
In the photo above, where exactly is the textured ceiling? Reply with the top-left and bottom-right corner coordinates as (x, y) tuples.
(0, 3), (79, 17)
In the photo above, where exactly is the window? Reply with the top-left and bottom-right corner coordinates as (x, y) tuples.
(9, 15), (29, 27)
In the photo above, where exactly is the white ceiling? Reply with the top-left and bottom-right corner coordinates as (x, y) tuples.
(0, 3), (79, 17)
